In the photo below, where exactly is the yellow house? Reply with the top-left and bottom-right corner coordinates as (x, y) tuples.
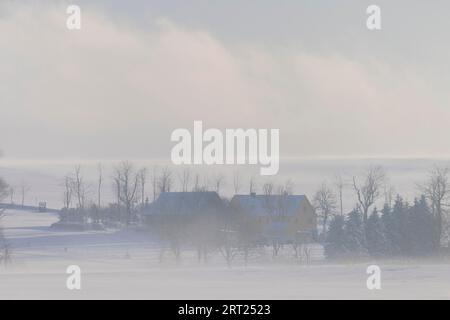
(230, 193), (317, 243)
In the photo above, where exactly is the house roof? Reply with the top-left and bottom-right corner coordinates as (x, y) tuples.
(145, 191), (226, 216)
(231, 194), (309, 217)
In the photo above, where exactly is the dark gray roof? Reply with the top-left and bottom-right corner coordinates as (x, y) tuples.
(145, 191), (226, 216)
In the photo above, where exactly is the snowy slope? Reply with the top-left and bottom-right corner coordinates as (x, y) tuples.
(1, 209), (450, 299)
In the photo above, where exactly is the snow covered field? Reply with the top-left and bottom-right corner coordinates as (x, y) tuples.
(1, 209), (450, 300)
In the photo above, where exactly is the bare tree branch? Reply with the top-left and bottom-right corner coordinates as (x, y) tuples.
(352, 165), (386, 223)
(313, 181), (337, 238)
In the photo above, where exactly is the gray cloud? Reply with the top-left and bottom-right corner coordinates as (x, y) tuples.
(1, 1), (450, 160)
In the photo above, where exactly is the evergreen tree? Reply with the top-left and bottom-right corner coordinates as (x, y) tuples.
(366, 208), (388, 257)
(382, 196), (408, 255)
(326, 193), (441, 261)
(343, 209), (367, 257)
(396, 197), (413, 255)
(380, 203), (395, 255)
(324, 215), (346, 259)
(409, 196), (437, 255)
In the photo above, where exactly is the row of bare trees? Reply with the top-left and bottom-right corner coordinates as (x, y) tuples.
(176, 169), (264, 195)
(59, 163), (266, 226)
(61, 162), (148, 225)
(314, 166), (389, 237)
(61, 164), (274, 211)
(0, 151), (28, 206)
(151, 210), (266, 267)
(0, 180), (30, 207)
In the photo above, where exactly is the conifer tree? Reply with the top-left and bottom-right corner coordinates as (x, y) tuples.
(343, 208), (367, 257)
(409, 196), (436, 255)
(366, 208), (388, 257)
(382, 196), (406, 255)
(325, 215), (346, 259)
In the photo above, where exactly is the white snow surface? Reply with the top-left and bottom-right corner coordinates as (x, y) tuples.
(1, 209), (450, 300)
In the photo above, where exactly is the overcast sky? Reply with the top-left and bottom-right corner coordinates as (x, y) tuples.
(1, 0), (450, 160)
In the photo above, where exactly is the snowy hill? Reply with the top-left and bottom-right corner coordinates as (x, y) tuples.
(1, 209), (450, 299)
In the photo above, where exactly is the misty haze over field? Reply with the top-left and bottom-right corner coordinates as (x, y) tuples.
(2, 1), (450, 301)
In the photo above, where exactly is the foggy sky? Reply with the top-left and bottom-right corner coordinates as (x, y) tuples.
(1, 0), (450, 161)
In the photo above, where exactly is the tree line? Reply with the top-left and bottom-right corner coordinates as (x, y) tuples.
(3, 156), (450, 263)
(316, 166), (450, 260)
(57, 161), (264, 228)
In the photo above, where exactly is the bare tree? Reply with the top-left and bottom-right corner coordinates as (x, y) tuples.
(138, 167), (147, 205)
(218, 227), (239, 268)
(384, 184), (396, 208)
(151, 212), (186, 263)
(0, 203), (11, 267)
(61, 175), (74, 209)
(275, 180), (294, 197)
(236, 217), (260, 266)
(0, 178), (8, 203)
(0, 152), (7, 203)
(0, 155), (11, 266)
(352, 166), (386, 223)
(334, 173), (345, 215)
(178, 168), (191, 192)
(418, 165), (450, 247)
(114, 161), (140, 225)
(0, 222), (11, 267)
(97, 163), (103, 208)
(283, 179), (294, 195)
(233, 171), (242, 194)
(264, 181), (294, 258)
(213, 174), (225, 194)
(313, 182), (337, 238)
(192, 173), (200, 192)
(262, 181), (274, 197)
(202, 174), (211, 191)
(190, 173), (209, 192)
(19, 181), (31, 207)
(113, 171), (121, 214)
(249, 176), (257, 194)
(8, 186), (15, 205)
(192, 173), (209, 192)
(158, 167), (173, 194)
(73, 165), (87, 210)
(151, 166), (159, 201)
(262, 181), (275, 222)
